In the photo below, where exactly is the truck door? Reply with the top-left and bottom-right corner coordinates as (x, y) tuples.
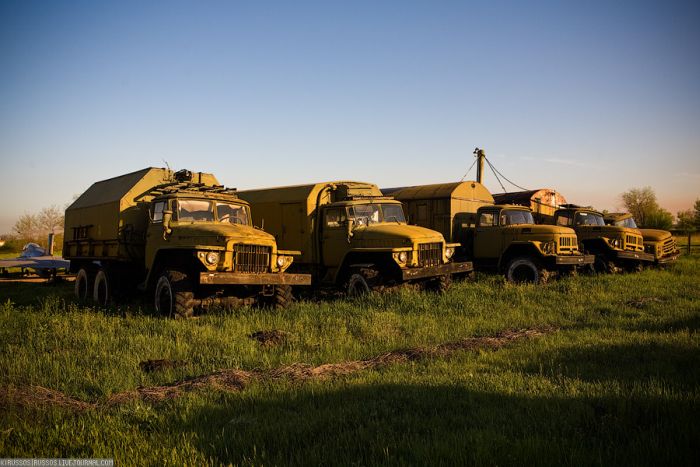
(320, 207), (349, 268)
(473, 209), (502, 260)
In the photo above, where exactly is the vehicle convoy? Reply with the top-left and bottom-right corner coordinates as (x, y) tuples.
(237, 181), (472, 294)
(383, 182), (593, 284)
(603, 212), (680, 265)
(538, 204), (655, 272)
(63, 168), (311, 317)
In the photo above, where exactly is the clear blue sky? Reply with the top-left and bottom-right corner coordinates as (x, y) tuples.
(1, 0), (699, 234)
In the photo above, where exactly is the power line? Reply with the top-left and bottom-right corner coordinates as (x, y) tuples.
(459, 158), (478, 182)
(485, 158), (508, 193)
(486, 157), (529, 191)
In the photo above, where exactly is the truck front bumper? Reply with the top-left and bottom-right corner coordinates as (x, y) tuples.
(614, 250), (655, 262)
(656, 250), (681, 264)
(555, 254), (595, 266)
(200, 272), (312, 286)
(401, 261), (473, 281)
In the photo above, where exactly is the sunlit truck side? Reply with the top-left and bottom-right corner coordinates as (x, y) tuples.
(238, 181), (472, 294)
(63, 168), (310, 317)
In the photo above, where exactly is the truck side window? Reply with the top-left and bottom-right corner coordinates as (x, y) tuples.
(479, 212), (497, 227)
(152, 201), (166, 223)
(325, 208), (346, 228)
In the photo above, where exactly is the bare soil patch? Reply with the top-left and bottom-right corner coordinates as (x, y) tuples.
(0, 326), (556, 411)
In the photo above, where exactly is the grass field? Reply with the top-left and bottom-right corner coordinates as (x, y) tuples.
(1, 256), (699, 465)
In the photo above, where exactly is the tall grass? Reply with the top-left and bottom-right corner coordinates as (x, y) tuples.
(1, 257), (698, 465)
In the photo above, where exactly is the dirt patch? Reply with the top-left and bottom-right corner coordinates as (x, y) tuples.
(139, 359), (188, 373)
(625, 297), (664, 309)
(1, 326), (556, 411)
(248, 330), (288, 346)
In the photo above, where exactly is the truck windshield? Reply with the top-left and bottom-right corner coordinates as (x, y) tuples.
(612, 218), (637, 228)
(349, 203), (406, 225)
(575, 212), (605, 226)
(216, 202), (249, 225)
(176, 199), (214, 222)
(500, 210), (534, 225)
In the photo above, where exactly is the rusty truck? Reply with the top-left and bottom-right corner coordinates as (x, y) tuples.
(63, 168), (311, 317)
(603, 212), (680, 266)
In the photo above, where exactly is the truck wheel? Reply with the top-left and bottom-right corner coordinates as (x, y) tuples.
(347, 273), (371, 296)
(593, 255), (620, 274)
(505, 257), (543, 284)
(273, 285), (293, 309)
(427, 274), (452, 293)
(75, 268), (93, 302)
(155, 270), (194, 319)
(93, 269), (112, 306)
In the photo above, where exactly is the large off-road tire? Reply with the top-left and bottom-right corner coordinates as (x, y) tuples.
(75, 268), (94, 302)
(272, 285), (293, 309)
(93, 269), (111, 306)
(505, 257), (546, 284)
(154, 270), (194, 319)
(593, 254), (620, 274)
(347, 272), (371, 296)
(427, 274), (452, 293)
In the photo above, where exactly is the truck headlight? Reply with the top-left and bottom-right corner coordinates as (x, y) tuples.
(277, 256), (287, 268)
(205, 251), (219, 265)
(541, 241), (556, 255)
(445, 247), (454, 259)
(398, 251), (408, 263)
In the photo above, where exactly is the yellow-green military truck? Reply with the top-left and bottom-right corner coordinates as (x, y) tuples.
(63, 168), (311, 317)
(237, 181), (472, 294)
(384, 182), (593, 283)
(603, 212), (680, 266)
(541, 205), (655, 272)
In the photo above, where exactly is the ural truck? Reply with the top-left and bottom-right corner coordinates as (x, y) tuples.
(384, 182), (593, 284)
(238, 181), (472, 294)
(63, 168), (311, 317)
(603, 212), (680, 266)
(542, 205), (655, 272)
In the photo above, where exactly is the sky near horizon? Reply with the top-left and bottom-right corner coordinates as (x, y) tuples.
(1, 0), (699, 234)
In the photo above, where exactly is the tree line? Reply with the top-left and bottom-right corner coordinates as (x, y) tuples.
(621, 187), (699, 231)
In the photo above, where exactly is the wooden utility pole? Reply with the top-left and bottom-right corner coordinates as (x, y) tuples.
(474, 148), (486, 184)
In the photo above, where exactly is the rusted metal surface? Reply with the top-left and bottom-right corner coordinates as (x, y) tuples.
(401, 261), (473, 281)
(200, 272), (312, 285)
(614, 250), (655, 262)
(555, 254), (594, 265)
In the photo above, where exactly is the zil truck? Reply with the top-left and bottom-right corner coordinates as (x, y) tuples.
(541, 205), (655, 272)
(384, 182), (593, 284)
(63, 168), (311, 317)
(237, 181), (473, 294)
(603, 212), (680, 266)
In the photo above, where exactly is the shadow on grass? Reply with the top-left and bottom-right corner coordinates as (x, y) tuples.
(174, 383), (698, 466)
(519, 340), (700, 393)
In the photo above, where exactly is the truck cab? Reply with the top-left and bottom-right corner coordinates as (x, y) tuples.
(603, 213), (680, 265)
(548, 205), (654, 272)
(466, 204), (593, 283)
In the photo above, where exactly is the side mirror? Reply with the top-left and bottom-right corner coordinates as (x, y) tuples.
(162, 210), (173, 237)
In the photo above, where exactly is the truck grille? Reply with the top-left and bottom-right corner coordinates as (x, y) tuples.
(625, 235), (643, 251)
(662, 238), (677, 256)
(418, 243), (442, 267)
(558, 236), (578, 254)
(234, 244), (270, 273)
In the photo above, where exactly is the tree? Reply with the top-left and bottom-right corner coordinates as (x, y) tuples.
(694, 199), (700, 228)
(677, 209), (695, 232)
(12, 213), (40, 240)
(620, 186), (675, 229)
(38, 205), (64, 233)
(621, 187), (658, 227)
(644, 207), (673, 229)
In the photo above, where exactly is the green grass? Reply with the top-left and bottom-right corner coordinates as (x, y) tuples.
(1, 258), (699, 465)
